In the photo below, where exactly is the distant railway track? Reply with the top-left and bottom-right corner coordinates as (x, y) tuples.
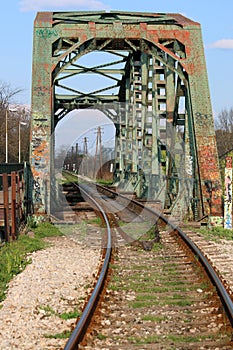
(59, 173), (233, 349)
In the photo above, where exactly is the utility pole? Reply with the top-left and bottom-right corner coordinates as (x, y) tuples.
(82, 137), (88, 176)
(93, 126), (103, 179)
(75, 143), (79, 172)
(71, 146), (75, 171)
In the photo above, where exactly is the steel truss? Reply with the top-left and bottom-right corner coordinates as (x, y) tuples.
(31, 11), (222, 221)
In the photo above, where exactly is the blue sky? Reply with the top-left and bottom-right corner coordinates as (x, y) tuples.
(1, 1), (233, 117)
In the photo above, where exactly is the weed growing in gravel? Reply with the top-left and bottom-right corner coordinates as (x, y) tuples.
(166, 334), (214, 343)
(60, 310), (81, 320)
(97, 333), (107, 340)
(44, 330), (72, 339)
(151, 242), (163, 251)
(39, 305), (81, 320)
(109, 263), (118, 270)
(85, 217), (102, 226)
(84, 282), (92, 289)
(39, 305), (56, 316)
(128, 334), (213, 345)
(142, 315), (167, 322)
(130, 298), (193, 308)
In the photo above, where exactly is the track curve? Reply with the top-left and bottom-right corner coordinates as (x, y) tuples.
(61, 174), (233, 349)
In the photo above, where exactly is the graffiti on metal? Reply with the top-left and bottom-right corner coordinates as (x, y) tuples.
(209, 215), (223, 227)
(185, 155), (193, 176)
(34, 177), (42, 203)
(33, 86), (50, 97)
(36, 28), (58, 39)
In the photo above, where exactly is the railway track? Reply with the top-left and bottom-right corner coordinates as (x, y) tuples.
(87, 234), (232, 349)
(55, 174), (233, 349)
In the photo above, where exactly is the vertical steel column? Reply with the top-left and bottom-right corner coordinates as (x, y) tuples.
(151, 55), (160, 176)
(185, 26), (222, 219)
(141, 52), (149, 174)
(30, 12), (55, 214)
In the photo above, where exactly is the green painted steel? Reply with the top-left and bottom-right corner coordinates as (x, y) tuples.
(30, 11), (222, 221)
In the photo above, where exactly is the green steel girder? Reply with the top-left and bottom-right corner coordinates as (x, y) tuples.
(30, 11), (222, 221)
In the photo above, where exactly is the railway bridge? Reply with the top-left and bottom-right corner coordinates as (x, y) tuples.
(30, 11), (222, 223)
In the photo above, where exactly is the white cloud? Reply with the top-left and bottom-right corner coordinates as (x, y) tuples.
(19, 0), (110, 12)
(208, 39), (233, 49)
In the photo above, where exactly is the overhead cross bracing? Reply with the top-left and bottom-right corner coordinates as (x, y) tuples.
(30, 11), (222, 223)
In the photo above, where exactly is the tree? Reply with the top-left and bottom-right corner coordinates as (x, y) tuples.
(55, 144), (69, 170)
(0, 81), (23, 110)
(215, 108), (233, 157)
(0, 81), (30, 163)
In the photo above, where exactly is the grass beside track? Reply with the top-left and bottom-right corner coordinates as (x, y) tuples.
(199, 225), (233, 241)
(0, 222), (63, 303)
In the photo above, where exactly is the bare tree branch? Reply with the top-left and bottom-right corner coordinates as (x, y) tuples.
(0, 81), (24, 110)
(215, 108), (233, 156)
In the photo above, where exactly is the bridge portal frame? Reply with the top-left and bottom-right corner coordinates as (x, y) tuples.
(30, 11), (222, 221)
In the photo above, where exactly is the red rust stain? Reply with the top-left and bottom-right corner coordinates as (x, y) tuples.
(197, 141), (223, 215)
(35, 12), (53, 26)
(89, 21), (96, 31)
(79, 33), (88, 42)
(43, 63), (49, 71)
(140, 23), (147, 31)
(144, 28), (201, 75)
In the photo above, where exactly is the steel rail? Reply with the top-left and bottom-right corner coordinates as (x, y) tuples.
(62, 174), (233, 334)
(64, 183), (112, 350)
(96, 183), (233, 326)
(175, 223), (233, 325)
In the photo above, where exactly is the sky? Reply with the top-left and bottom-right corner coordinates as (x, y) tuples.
(1, 1), (233, 118)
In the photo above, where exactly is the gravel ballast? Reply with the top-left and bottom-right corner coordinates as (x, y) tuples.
(0, 231), (232, 349)
(0, 236), (101, 350)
